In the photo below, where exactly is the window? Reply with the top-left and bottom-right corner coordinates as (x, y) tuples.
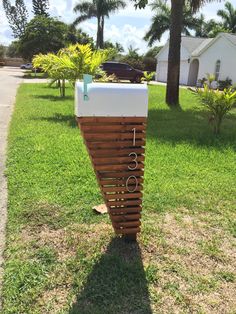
(215, 60), (221, 81)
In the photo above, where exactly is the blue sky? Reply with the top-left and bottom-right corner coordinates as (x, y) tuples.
(1, 0), (236, 53)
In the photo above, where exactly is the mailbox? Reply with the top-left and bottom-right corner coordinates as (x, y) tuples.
(75, 80), (148, 241)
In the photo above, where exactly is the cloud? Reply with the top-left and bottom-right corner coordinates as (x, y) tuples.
(80, 21), (150, 53)
(1, 0), (236, 47)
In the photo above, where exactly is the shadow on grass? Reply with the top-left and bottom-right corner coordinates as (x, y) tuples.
(34, 94), (74, 102)
(147, 108), (236, 150)
(33, 113), (77, 128)
(69, 237), (152, 314)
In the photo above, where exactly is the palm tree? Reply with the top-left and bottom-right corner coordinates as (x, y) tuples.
(195, 15), (226, 37)
(217, 1), (236, 33)
(73, 0), (126, 49)
(165, 0), (216, 106)
(144, 0), (199, 46)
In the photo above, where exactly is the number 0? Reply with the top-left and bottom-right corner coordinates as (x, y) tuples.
(126, 175), (138, 193)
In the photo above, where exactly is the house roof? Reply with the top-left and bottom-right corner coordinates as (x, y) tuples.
(181, 36), (206, 54)
(157, 33), (236, 60)
(223, 33), (236, 45)
(191, 38), (214, 56)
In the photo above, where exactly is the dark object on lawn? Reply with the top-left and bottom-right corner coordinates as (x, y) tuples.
(101, 61), (144, 83)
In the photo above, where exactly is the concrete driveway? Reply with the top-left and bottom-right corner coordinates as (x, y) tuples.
(0, 66), (24, 309)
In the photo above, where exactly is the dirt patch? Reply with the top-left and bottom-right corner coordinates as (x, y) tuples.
(141, 211), (236, 313)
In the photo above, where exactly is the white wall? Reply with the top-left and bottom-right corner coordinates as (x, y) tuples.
(156, 60), (190, 85)
(198, 35), (236, 84)
(156, 43), (190, 85)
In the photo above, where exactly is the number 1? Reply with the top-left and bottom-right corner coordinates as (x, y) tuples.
(132, 128), (136, 146)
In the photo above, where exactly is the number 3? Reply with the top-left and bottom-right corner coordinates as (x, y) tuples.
(128, 152), (138, 170)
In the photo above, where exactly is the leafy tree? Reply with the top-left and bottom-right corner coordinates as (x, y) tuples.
(3, 0), (28, 38)
(195, 14), (229, 37)
(141, 46), (162, 72)
(104, 41), (124, 52)
(18, 16), (68, 60)
(145, 46), (163, 58)
(6, 41), (22, 57)
(65, 24), (95, 48)
(73, 0), (126, 49)
(120, 47), (145, 70)
(133, 0), (216, 106)
(32, 0), (50, 17)
(0, 45), (6, 60)
(144, 0), (198, 46)
(217, 1), (236, 33)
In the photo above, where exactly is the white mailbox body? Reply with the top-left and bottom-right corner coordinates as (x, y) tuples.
(75, 82), (148, 117)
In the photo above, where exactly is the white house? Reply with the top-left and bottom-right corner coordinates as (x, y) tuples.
(156, 33), (236, 86)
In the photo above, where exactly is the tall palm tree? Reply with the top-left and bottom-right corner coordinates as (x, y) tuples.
(73, 0), (126, 49)
(144, 0), (199, 46)
(217, 1), (236, 33)
(195, 15), (225, 37)
(165, 0), (217, 106)
(133, 0), (217, 105)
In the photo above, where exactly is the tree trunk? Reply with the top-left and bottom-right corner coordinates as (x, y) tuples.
(100, 16), (104, 49)
(96, 16), (101, 49)
(166, 0), (184, 106)
(96, 16), (103, 49)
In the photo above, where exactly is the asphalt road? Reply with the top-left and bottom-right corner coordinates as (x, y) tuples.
(0, 66), (24, 310)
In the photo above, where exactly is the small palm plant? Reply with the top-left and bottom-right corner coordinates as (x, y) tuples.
(33, 44), (112, 97)
(196, 85), (236, 134)
(141, 71), (155, 84)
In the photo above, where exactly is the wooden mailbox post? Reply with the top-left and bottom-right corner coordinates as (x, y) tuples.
(75, 80), (148, 240)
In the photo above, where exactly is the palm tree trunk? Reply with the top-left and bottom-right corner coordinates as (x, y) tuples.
(96, 16), (101, 49)
(100, 16), (104, 49)
(166, 0), (184, 106)
(96, 15), (104, 49)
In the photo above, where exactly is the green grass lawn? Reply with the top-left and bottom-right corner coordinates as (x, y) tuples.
(2, 84), (236, 313)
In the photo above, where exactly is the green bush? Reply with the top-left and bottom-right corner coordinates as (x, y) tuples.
(195, 85), (236, 134)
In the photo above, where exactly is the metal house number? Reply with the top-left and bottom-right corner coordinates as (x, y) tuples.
(126, 128), (139, 193)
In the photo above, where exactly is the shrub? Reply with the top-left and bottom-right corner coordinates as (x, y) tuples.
(218, 77), (232, 90)
(195, 85), (236, 134)
(141, 71), (155, 84)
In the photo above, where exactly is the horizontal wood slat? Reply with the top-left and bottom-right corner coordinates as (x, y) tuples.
(111, 213), (141, 222)
(105, 192), (142, 200)
(82, 124), (146, 132)
(93, 156), (145, 165)
(78, 116), (147, 237)
(87, 140), (146, 149)
(102, 185), (143, 193)
(114, 227), (141, 235)
(100, 178), (144, 186)
(113, 220), (141, 228)
(78, 117), (147, 124)
(107, 199), (142, 207)
(98, 170), (144, 179)
(109, 206), (142, 214)
(95, 163), (144, 171)
(89, 148), (145, 157)
(84, 132), (145, 141)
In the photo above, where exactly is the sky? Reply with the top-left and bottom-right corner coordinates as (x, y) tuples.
(1, 0), (236, 53)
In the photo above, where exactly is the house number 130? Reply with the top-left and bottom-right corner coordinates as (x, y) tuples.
(126, 128), (139, 193)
